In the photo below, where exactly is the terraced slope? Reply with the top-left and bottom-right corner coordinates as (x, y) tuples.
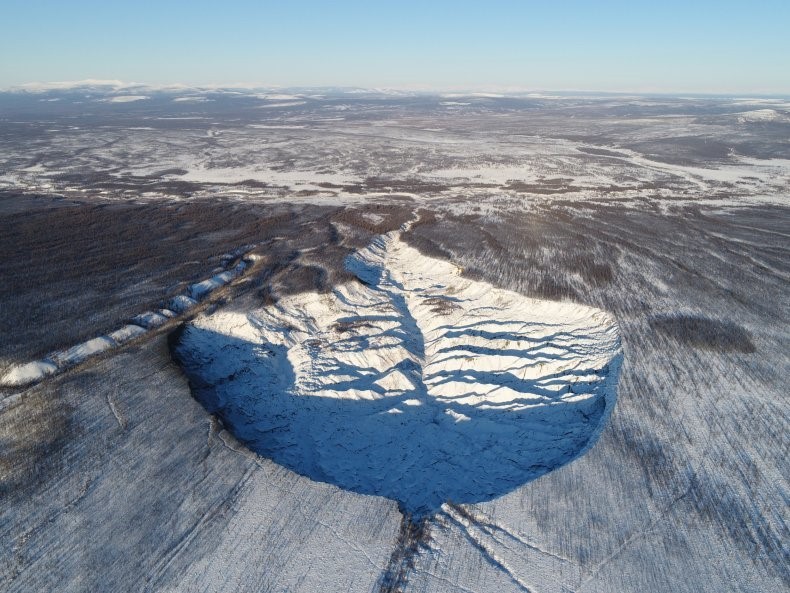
(173, 230), (622, 515)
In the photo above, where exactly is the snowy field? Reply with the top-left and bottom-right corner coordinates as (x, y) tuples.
(2, 86), (789, 210)
(0, 86), (787, 592)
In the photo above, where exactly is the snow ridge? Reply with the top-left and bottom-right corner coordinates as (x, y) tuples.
(174, 230), (622, 515)
(0, 250), (259, 388)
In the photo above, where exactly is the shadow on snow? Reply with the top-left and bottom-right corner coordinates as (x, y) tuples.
(170, 325), (620, 517)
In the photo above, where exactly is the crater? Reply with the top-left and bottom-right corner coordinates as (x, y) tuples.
(171, 231), (622, 516)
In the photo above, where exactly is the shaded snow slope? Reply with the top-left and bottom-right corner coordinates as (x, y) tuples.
(173, 231), (622, 515)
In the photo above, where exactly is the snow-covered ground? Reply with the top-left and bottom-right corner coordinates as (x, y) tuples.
(174, 230), (621, 515)
(1, 89), (788, 209)
(0, 90), (787, 593)
(0, 250), (258, 387)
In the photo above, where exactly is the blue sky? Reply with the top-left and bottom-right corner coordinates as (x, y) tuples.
(2, 0), (789, 93)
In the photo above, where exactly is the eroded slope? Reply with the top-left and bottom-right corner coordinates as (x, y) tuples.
(173, 230), (622, 515)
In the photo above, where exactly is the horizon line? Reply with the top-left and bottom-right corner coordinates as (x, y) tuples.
(3, 79), (790, 99)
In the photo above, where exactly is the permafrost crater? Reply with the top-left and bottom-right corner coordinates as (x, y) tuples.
(172, 230), (623, 516)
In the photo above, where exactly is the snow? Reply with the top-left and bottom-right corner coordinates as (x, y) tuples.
(172, 96), (213, 102)
(174, 230), (622, 516)
(167, 295), (198, 313)
(8, 94), (783, 209)
(179, 165), (359, 188)
(736, 109), (790, 123)
(441, 93), (505, 99)
(626, 152), (790, 185)
(0, 248), (257, 387)
(0, 360), (57, 386)
(49, 336), (115, 367)
(0, 337), (404, 593)
(105, 95), (150, 103)
(131, 311), (170, 329)
(10, 79), (129, 92)
(107, 324), (147, 344)
(360, 212), (385, 225)
(255, 93), (304, 100)
(188, 269), (242, 300)
(255, 101), (306, 108)
(189, 278), (225, 301)
(248, 124), (307, 129)
(1, 91), (786, 592)
(429, 163), (542, 185)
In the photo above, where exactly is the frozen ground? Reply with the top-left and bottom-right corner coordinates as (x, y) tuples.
(173, 228), (621, 516)
(0, 87), (788, 593)
(0, 246), (257, 387)
(1, 86), (789, 209)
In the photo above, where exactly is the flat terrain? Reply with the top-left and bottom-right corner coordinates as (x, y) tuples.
(0, 87), (788, 592)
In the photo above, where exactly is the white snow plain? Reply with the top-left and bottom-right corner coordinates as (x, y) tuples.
(174, 230), (622, 515)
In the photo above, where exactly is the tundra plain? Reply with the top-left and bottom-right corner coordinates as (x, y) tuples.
(0, 86), (788, 592)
